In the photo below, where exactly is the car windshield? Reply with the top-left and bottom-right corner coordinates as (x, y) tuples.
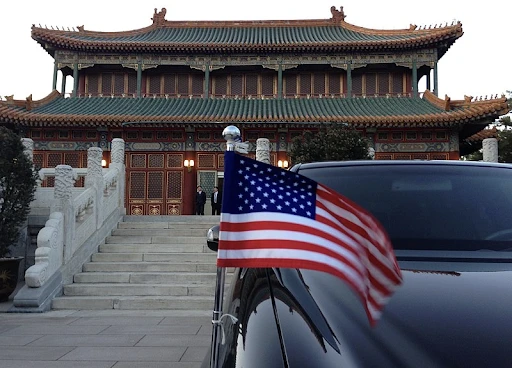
(297, 163), (512, 251)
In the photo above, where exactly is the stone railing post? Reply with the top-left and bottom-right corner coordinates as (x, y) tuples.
(21, 137), (34, 162)
(256, 138), (271, 164)
(109, 138), (126, 214)
(85, 147), (104, 229)
(482, 137), (498, 162)
(51, 165), (75, 262)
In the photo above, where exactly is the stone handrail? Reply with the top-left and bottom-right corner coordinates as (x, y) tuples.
(13, 139), (126, 312)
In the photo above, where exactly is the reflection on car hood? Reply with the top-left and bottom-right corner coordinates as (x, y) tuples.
(281, 263), (512, 368)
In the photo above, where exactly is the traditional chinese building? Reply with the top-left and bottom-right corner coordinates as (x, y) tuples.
(0, 6), (508, 215)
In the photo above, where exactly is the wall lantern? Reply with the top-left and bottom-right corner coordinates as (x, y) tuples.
(184, 159), (195, 172)
(278, 160), (289, 168)
(101, 159), (107, 167)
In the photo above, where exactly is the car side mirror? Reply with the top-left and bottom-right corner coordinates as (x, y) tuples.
(206, 225), (219, 252)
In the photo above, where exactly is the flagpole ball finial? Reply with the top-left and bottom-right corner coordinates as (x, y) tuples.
(222, 125), (240, 142)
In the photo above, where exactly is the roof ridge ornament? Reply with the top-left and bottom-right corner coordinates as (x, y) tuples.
(152, 8), (167, 26)
(330, 6), (346, 23)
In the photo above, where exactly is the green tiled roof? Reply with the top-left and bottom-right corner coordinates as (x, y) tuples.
(3, 94), (501, 128)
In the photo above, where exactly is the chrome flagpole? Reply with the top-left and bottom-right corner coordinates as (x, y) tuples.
(210, 125), (247, 368)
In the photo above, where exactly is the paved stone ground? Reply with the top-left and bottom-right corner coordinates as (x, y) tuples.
(0, 284), (212, 368)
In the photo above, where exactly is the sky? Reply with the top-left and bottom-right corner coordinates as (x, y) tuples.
(0, 0), (510, 102)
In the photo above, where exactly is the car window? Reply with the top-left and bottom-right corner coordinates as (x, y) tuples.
(297, 164), (512, 251)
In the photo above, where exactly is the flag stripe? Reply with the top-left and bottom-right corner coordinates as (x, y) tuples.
(217, 151), (403, 325)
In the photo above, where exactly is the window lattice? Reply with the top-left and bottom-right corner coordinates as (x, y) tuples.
(300, 74), (311, 94)
(31, 131), (41, 139)
(366, 73), (376, 95)
(167, 171), (182, 198)
(436, 132), (447, 140)
(421, 132), (432, 140)
(128, 74), (137, 94)
(231, 75), (243, 95)
(218, 154), (224, 169)
(198, 154), (215, 169)
(177, 74), (189, 94)
(412, 153), (429, 160)
(167, 154), (183, 168)
(392, 73), (403, 94)
(127, 132), (138, 139)
(48, 153), (63, 168)
(163, 74), (176, 94)
(64, 153), (80, 167)
(328, 74), (341, 95)
(149, 75), (161, 95)
(81, 154), (87, 167)
(392, 132), (403, 140)
(197, 131), (210, 140)
(148, 154), (164, 168)
(378, 133), (388, 140)
(130, 154), (146, 168)
(45, 131), (54, 138)
(59, 131), (69, 138)
(394, 154), (412, 160)
(378, 73), (389, 95)
(73, 131), (83, 139)
(101, 73), (112, 94)
(129, 172), (146, 199)
(114, 73), (124, 95)
(86, 131), (97, 139)
(313, 73), (325, 94)
(148, 172), (163, 199)
(352, 74), (363, 95)
(406, 132), (417, 140)
(33, 153), (43, 169)
(87, 75), (99, 94)
(377, 154), (393, 160)
(431, 154), (448, 160)
(215, 75), (228, 95)
(191, 74), (203, 95)
(285, 74), (297, 96)
(261, 74), (274, 96)
(156, 132), (168, 140)
(171, 131), (183, 139)
(142, 132), (152, 139)
(246, 74), (258, 95)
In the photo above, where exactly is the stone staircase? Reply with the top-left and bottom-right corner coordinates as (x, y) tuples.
(51, 215), (225, 311)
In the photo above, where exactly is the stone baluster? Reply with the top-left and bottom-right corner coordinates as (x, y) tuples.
(110, 138), (126, 214)
(52, 165), (75, 262)
(85, 147), (104, 229)
(482, 138), (498, 162)
(256, 138), (271, 164)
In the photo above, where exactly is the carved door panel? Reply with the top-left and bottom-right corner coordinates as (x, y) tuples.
(126, 153), (184, 215)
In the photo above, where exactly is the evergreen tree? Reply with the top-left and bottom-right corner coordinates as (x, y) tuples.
(290, 123), (371, 164)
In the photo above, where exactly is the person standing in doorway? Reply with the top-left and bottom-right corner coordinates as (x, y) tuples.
(195, 185), (207, 215)
(211, 186), (222, 215)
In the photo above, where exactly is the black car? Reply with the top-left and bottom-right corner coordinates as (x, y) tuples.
(202, 160), (512, 368)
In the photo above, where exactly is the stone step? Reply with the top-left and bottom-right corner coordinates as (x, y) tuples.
(74, 272), (221, 284)
(83, 261), (220, 273)
(52, 295), (216, 310)
(91, 252), (217, 262)
(63, 283), (216, 297)
(104, 235), (206, 244)
(111, 228), (211, 236)
(98, 243), (211, 253)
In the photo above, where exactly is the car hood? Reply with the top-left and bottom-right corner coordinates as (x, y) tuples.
(276, 261), (512, 368)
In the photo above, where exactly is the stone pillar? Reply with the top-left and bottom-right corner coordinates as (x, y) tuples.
(482, 138), (498, 162)
(433, 61), (439, 97)
(346, 63), (352, 98)
(85, 147), (104, 228)
(52, 165), (75, 262)
(73, 63), (78, 97)
(52, 61), (58, 91)
(204, 64), (210, 99)
(412, 60), (418, 98)
(256, 138), (271, 164)
(110, 138), (126, 214)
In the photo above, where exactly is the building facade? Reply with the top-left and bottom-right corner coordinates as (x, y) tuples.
(0, 6), (509, 215)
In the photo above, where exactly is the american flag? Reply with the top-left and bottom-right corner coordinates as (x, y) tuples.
(218, 151), (403, 325)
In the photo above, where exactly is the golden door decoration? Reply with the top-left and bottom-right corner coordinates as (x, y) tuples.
(127, 153), (184, 215)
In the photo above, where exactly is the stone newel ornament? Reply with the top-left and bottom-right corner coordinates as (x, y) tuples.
(482, 137), (498, 162)
(111, 138), (125, 164)
(256, 138), (271, 164)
